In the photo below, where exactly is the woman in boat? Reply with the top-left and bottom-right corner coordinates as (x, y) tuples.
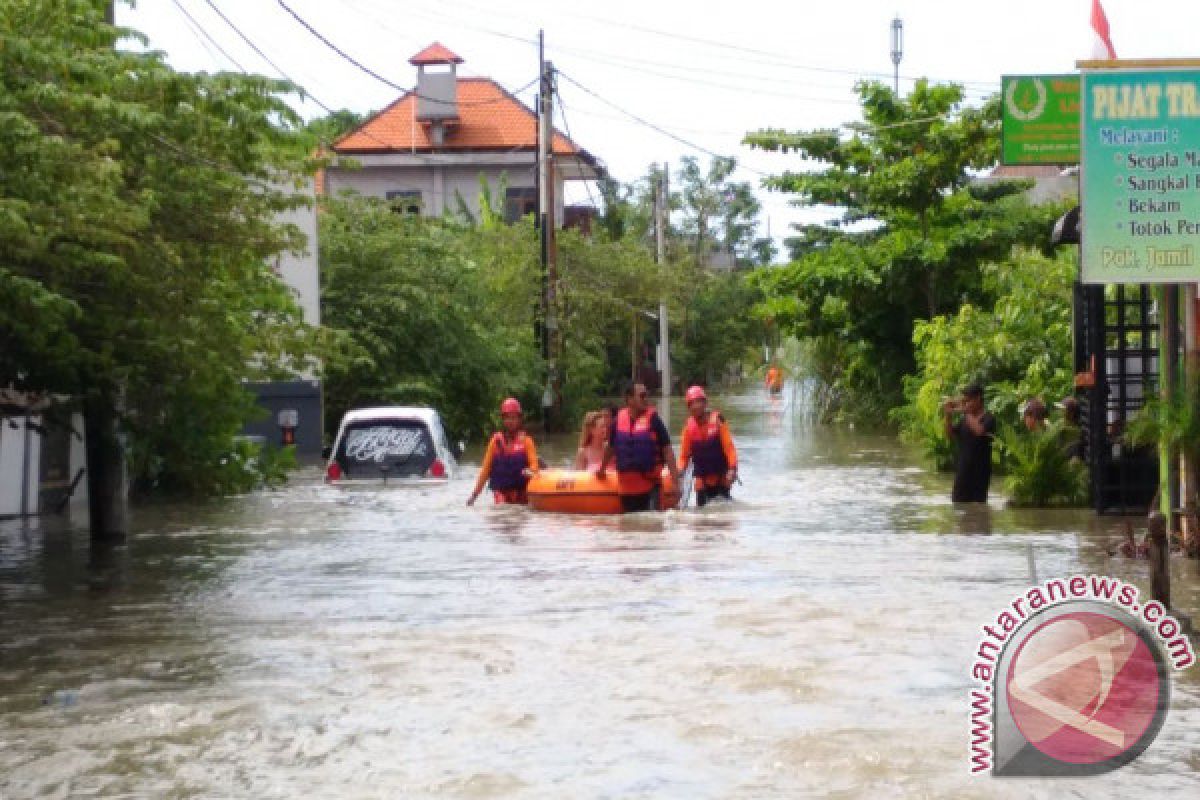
(467, 398), (539, 505)
(573, 410), (610, 471)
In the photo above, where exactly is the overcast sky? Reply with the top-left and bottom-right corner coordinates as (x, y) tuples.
(120, 1), (1198, 250)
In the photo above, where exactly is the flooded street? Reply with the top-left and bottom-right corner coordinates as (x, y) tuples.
(3, 392), (1200, 798)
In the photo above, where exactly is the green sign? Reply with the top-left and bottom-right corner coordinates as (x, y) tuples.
(1081, 68), (1200, 284)
(1001, 75), (1081, 165)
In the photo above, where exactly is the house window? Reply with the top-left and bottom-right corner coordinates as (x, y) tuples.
(504, 188), (537, 223)
(386, 190), (422, 215)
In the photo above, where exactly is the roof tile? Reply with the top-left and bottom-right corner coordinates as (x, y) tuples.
(409, 42), (464, 66)
(334, 77), (581, 156)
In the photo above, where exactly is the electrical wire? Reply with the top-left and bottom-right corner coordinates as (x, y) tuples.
(557, 71), (770, 179)
(198, 0), (539, 161)
(168, 0), (246, 71)
(275, 0), (529, 107)
(553, 86), (600, 213)
(203, 0), (303, 98)
(399, 0), (999, 93)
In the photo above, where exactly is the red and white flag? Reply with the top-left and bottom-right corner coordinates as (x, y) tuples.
(1090, 0), (1117, 60)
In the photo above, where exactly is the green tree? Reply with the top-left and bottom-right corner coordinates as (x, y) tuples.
(676, 156), (767, 267)
(746, 82), (1065, 420)
(0, 0), (319, 499)
(895, 248), (1078, 471)
(305, 108), (369, 146)
(319, 194), (541, 440)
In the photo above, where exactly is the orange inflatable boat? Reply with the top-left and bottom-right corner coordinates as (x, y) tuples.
(527, 468), (680, 514)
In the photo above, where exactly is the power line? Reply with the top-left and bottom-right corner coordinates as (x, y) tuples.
(204, 0), (298, 95)
(408, 0), (1000, 93)
(199, 0), (412, 155)
(275, 0), (528, 108)
(557, 71), (770, 179)
(553, 86), (600, 214)
(386, 0), (874, 102)
(276, 0), (406, 91)
(168, 0), (245, 71)
(169, 0), (228, 66)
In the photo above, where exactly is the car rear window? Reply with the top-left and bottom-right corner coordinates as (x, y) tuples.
(335, 419), (436, 477)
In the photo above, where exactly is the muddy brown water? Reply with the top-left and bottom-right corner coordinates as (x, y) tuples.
(2, 392), (1199, 797)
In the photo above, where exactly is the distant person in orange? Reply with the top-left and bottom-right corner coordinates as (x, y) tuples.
(678, 386), (738, 507)
(468, 398), (538, 505)
(574, 410), (610, 471)
(765, 364), (784, 395)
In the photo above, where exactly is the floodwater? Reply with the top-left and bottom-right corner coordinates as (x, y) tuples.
(2, 391), (1199, 798)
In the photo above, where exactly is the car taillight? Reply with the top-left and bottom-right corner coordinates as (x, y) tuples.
(428, 459), (446, 478)
(326, 462), (342, 482)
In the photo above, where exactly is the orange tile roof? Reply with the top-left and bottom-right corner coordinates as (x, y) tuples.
(409, 42), (464, 65)
(333, 77), (589, 162)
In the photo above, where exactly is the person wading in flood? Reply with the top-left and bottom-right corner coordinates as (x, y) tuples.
(677, 386), (738, 507)
(597, 381), (681, 513)
(574, 411), (610, 472)
(943, 383), (996, 504)
(468, 398), (539, 506)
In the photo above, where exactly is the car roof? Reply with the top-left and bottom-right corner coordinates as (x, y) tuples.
(339, 406), (442, 426)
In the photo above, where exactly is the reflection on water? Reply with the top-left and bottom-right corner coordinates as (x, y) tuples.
(2, 392), (1198, 798)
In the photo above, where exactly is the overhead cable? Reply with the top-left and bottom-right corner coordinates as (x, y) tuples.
(168, 0), (246, 71)
(557, 71), (769, 179)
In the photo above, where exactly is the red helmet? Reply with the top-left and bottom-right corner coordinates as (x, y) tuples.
(500, 397), (522, 415)
(685, 386), (707, 404)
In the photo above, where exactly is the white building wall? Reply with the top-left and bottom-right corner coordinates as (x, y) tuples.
(325, 153), (571, 226)
(0, 415), (41, 518)
(274, 180), (321, 327)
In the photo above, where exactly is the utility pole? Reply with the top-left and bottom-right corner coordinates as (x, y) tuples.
(84, 0), (129, 544)
(890, 16), (903, 95)
(656, 163), (671, 410)
(537, 37), (563, 430)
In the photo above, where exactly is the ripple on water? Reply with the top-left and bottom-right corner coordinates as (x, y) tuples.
(1, 395), (1198, 797)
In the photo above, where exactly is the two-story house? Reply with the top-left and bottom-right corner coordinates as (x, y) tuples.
(323, 43), (602, 223)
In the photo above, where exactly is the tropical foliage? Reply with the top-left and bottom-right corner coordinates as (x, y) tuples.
(1001, 421), (1089, 508)
(746, 81), (1066, 421)
(319, 156), (772, 438)
(0, 0), (320, 495)
(319, 194), (542, 440)
(896, 249), (1078, 470)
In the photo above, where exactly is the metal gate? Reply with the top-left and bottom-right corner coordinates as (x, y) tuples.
(1074, 283), (1162, 514)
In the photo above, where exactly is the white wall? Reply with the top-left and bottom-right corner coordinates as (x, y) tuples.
(325, 153), (580, 225)
(0, 416), (41, 518)
(274, 180), (320, 327)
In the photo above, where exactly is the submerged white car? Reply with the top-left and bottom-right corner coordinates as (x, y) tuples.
(324, 407), (458, 484)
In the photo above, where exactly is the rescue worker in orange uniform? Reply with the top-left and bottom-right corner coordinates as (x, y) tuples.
(765, 364), (784, 395)
(597, 381), (681, 513)
(677, 385), (738, 506)
(467, 398), (539, 505)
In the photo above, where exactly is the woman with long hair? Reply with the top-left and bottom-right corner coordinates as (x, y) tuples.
(573, 410), (610, 471)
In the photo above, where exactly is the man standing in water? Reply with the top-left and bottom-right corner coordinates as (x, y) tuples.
(598, 381), (681, 512)
(678, 386), (738, 507)
(943, 383), (996, 503)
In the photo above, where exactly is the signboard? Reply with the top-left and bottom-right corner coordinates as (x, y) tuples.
(1081, 67), (1200, 283)
(1001, 75), (1081, 165)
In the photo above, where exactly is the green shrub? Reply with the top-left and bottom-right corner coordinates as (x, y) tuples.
(1000, 421), (1088, 507)
(896, 248), (1077, 470)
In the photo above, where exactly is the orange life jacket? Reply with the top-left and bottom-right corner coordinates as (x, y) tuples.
(684, 410), (728, 478)
(488, 431), (530, 490)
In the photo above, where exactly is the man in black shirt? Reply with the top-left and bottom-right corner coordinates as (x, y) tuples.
(943, 383), (996, 503)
